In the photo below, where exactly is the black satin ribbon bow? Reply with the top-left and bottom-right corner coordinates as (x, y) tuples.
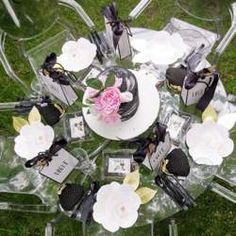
(133, 122), (167, 164)
(25, 138), (67, 168)
(184, 68), (219, 112)
(102, 2), (131, 49)
(42, 53), (70, 85)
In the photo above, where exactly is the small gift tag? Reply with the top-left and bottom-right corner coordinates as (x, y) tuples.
(143, 132), (172, 171)
(40, 149), (78, 183)
(39, 70), (78, 106)
(181, 74), (213, 106)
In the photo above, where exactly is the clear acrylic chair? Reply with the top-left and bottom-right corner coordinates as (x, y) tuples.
(162, 2), (236, 66)
(0, 0), (95, 96)
(0, 136), (58, 213)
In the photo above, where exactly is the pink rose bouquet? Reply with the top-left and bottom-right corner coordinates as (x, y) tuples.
(85, 73), (133, 124)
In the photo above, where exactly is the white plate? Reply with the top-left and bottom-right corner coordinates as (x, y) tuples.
(82, 70), (160, 140)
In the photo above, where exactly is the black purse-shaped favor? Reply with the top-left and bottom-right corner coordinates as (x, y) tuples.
(58, 182), (100, 224)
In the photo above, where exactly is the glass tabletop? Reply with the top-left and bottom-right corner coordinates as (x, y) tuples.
(1, 22), (233, 235)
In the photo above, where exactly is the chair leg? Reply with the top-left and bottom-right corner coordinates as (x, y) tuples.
(45, 213), (66, 236)
(45, 223), (54, 236)
(209, 182), (236, 203)
(169, 219), (178, 236)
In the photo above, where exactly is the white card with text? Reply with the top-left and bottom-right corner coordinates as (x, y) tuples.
(143, 132), (172, 170)
(40, 149), (78, 183)
(39, 70), (78, 106)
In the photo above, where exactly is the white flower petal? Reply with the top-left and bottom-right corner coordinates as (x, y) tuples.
(120, 92), (133, 103)
(131, 31), (189, 65)
(57, 38), (97, 72)
(186, 121), (234, 165)
(61, 40), (78, 53)
(130, 39), (147, 52)
(119, 210), (139, 228)
(219, 138), (234, 157)
(217, 113), (236, 130)
(132, 53), (150, 64)
(93, 182), (141, 232)
(14, 121), (54, 160)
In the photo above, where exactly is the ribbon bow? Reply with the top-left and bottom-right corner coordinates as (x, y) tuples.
(42, 53), (70, 85)
(133, 122), (167, 163)
(102, 2), (132, 49)
(184, 67), (219, 112)
(25, 138), (67, 168)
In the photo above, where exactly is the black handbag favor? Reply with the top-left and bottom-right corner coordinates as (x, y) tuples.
(58, 182), (100, 224)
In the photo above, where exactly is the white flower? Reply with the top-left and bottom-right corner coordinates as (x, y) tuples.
(186, 121), (234, 165)
(217, 113), (236, 130)
(14, 122), (54, 160)
(131, 31), (189, 65)
(93, 182), (141, 232)
(57, 38), (97, 72)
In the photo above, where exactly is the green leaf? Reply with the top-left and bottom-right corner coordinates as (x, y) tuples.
(123, 169), (140, 190)
(86, 78), (103, 90)
(13, 117), (28, 133)
(136, 187), (157, 204)
(105, 73), (116, 88)
(28, 106), (41, 124)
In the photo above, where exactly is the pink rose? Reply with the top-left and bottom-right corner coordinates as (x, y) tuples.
(94, 87), (121, 123)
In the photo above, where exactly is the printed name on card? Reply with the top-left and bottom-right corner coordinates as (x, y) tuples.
(40, 149), (78, 183)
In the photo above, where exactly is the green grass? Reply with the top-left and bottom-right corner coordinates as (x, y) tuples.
(0, 0), (236, 235)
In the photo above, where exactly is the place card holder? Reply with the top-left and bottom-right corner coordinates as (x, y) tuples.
(102, 149), (138, 179)
(63, 111), (91, 142)
(164, 111), (191, 146)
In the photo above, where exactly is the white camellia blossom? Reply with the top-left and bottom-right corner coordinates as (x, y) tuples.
(131, 31), (189, 65)
(57, 38), (97, 72)
(186, 121), (234, 165)
(14, 122), (54, 160)
(93, 182), (141, 232)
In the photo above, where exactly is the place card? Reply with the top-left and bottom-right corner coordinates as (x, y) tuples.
(39, 70), (78, 106)
(40, 149), (78, 183)
(143, 132), (172, 171)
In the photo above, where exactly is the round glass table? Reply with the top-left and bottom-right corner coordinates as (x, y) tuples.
(0, 25), (234, 235)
